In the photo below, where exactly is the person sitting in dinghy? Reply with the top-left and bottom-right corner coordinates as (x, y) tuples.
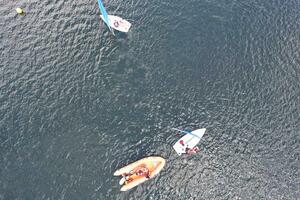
(121, 165), (150, 185)
(136, 166), (150, 179)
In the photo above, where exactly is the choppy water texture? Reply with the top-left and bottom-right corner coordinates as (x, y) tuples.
(1, 0), (300, 199)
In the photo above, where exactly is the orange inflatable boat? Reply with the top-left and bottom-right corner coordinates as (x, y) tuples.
(114, 156), (166, 191)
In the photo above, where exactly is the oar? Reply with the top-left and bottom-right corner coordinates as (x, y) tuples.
(171, 128), (201, 139)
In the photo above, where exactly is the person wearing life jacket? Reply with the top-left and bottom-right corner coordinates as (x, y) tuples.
(135, 165), (150, 179)
(121, 164), (150, 185)
(179, 140), (185, 146)
(180, 140), (199, 155)
(185, 146), (200, 155)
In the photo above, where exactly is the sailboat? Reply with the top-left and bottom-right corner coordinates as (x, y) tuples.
(97, 0), (131, 34)
(172, 128), (206, 156)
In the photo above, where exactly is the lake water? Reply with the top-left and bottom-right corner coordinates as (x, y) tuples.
(1, 0), (299, 199)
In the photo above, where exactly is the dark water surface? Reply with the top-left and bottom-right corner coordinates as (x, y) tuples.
(1, 0), (299, 199)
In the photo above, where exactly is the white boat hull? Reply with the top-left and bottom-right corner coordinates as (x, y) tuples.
(173, 128), (206, 156)
(100, 15), (131, 33)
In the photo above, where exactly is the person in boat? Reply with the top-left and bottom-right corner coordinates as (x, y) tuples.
(180, 140), (199, 155)
(179, 140), (185, 146)
(122, 165), (150, 184)
(185, 146), (200, 155)
(135, 165), (150, 179)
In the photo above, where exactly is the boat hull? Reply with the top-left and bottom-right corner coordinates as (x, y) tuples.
(100, 15), (131, 33)
(114, 156), (165, 191)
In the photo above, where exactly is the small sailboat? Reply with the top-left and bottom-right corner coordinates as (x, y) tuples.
(97, 0), (131, 34)
(172, 128), (206, 156)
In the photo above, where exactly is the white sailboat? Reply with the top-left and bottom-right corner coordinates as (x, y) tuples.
(97, 0), (131, 34)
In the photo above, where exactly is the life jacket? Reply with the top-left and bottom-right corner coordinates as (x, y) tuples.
(134, 165), (149, 177)
(179, 140), (184, 146)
